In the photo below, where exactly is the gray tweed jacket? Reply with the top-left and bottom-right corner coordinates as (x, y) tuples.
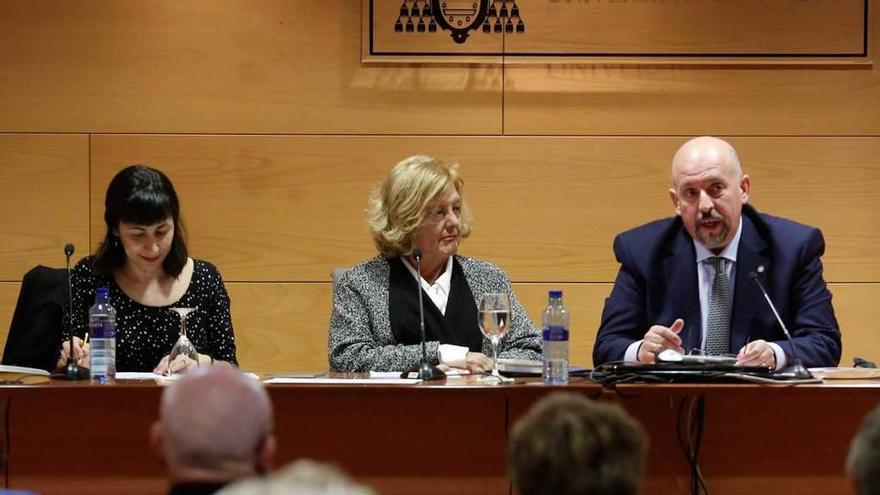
(328, 255), (542, 372)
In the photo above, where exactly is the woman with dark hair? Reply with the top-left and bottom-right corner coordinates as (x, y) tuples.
(58, 165), (237, 374)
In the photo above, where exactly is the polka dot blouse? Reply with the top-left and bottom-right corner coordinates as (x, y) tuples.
(64, 256), (238, 372)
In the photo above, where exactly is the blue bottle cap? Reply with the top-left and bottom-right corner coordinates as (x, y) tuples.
(96, 287), (109, 298)
(549, 290), (563, 298)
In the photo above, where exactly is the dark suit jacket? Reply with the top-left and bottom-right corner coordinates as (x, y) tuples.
(593, 205), (841, 368)
(2, 266), (67, 371)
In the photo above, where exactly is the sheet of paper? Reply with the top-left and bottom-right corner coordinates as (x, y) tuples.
(370, 371), (406, 379)
(116, 372), (173, 381)
(264, 377), (421, 385)
(116, 371), (259, 381)
(371, 370), (470, 379)
(266, 373), (326, 379)
(0, 365), (50, 376)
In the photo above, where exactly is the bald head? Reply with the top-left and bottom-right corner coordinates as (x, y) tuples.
(671, 136), (743, 187)
(156, 367), (274, 480)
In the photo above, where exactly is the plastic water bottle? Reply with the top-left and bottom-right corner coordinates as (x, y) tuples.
(89, 287), (116, 384)
(542, 290), (569, 384)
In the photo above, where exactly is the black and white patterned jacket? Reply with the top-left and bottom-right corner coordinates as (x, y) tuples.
(328, 255), (541, 372)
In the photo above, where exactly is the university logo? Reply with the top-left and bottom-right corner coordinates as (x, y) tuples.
(394, 0), (525, 44)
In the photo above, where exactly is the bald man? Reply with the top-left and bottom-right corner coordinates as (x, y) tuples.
(151, 367), (276, 495)
(593, 136), (840, 369)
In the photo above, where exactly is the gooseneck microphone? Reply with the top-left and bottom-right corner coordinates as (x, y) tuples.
(54, 243), (90, 380)
(749, 268), (813, 379)
(410, 249), (445, 381)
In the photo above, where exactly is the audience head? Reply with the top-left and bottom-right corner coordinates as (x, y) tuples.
(848, 404), (880, 495)
(152, 367), (275, 485)
(94, 164), (188, 276)
(509, 392), (648, 495)
(216, 459), (376, 495)
(668, 136), (750, 254)
(368, 155), (473, 258)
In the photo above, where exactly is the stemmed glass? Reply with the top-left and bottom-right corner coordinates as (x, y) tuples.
(478, 293), (513, 382)
(167, 307), (199, 376)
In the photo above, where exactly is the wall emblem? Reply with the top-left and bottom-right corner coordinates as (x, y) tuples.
(394, 0), (525, 44)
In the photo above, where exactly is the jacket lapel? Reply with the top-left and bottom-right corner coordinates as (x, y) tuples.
(443, 258), (483, 351)
(730, 215), (769, 353)
(661, 227), (702, 353)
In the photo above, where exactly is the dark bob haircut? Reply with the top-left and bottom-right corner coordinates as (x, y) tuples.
(93, 165), (188, 277)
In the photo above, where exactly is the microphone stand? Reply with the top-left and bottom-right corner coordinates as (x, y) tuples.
(408, 249), (445, 381)
(750, 271), (813, 379)
(53, 243), (90, 380)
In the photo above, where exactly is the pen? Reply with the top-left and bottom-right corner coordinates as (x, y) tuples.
(82, 333), (89, 346)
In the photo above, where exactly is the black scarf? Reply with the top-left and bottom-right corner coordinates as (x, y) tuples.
(388, 256), (483, 352)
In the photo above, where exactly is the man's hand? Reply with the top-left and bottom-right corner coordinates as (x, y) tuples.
(737, 340), (776, 368)
(637, 319), (685, 364)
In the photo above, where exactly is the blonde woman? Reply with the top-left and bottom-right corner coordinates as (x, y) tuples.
(328, 156), (541, 372)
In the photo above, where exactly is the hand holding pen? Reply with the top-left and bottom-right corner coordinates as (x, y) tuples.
(736, 339), (775, 368)
(59, 334), (90, 368)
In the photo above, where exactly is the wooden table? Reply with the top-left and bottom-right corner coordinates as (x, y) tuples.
(0, 375), (875, 494)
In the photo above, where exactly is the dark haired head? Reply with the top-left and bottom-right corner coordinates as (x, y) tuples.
(848, 404), (880, 495)
(94, 165), (188, 276)
(509, 392), (648, 495)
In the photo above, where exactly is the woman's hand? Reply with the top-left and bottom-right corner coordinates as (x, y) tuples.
(464, 352), (494, 373)
(153, 353), (219, 375)
(436, 352), (493, 373)
(57, 337), (90, 369)
(154, 353), (198, 375)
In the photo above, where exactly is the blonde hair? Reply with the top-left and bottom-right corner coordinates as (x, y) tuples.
(368, 155), (473, 257)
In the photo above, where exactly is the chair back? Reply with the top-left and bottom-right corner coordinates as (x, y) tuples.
(3, 266), (68, 371)
(331, 268), (348, 286)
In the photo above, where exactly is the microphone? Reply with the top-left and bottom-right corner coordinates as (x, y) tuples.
(53, 243), (90, 380)
(749, 267), (813, 379)
(407, 248), (445, 381)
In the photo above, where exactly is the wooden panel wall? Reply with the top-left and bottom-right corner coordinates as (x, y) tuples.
(1, 0), (878, 373)
(0, 1), (501, 134)
(0, 135), (90, 280)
